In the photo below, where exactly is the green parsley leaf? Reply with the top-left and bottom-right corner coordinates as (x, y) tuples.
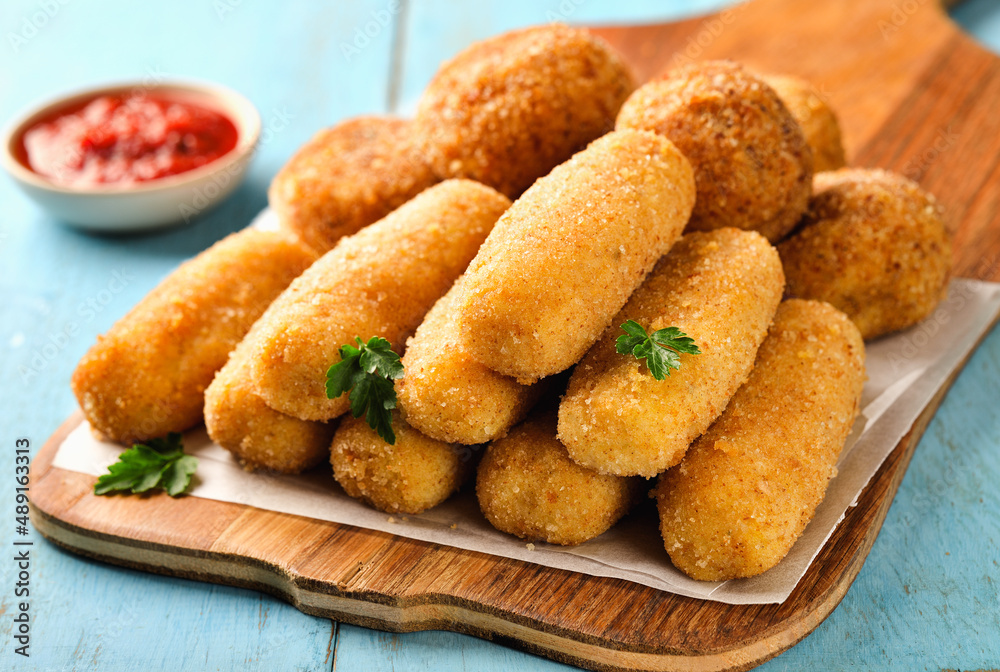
(615, 320), (700, 380)
(94, 433), (198, 497)
(326, 336), (404, 444)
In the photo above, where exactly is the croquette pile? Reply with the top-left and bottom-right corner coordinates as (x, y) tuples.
(72, 24), (951, 582)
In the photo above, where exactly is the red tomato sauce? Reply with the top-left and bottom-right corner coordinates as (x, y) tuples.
(20, 94), (238, 187)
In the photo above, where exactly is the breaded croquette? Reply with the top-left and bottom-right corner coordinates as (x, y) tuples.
(762, 74), (847, 173)
(458, 129), (696, 383)
(616, 60), (813, 242)
(414, 24), (636, 198)
(71, 229), (318, 445)
(558, 229), (784, 477)
(331, 413), (477, 514)
(476, 411), (643, 546)
(778, 168), (951, 339)
(205, 332), (335, 473)
(269, 116), (439, 254)
(249, 179), (511, 421)
(656, 300), (865, 581)
(397, 276), (543, 445)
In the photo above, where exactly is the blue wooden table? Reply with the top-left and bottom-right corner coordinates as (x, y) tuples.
(2, 1), (998, 669)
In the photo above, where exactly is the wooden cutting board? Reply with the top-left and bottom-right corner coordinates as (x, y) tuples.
(29, 1), (1000, 670)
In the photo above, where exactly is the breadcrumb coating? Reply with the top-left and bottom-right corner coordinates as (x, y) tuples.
(616, 60), (813, 241)
(71, 229), (318, 445)
(458, 129), (696, 383)
(656, 300), (865, 581)
(269, 116), (439, 254)
(476, 411), (643, 546)
(331, 413), (476, 514)
(397, 276), (544, 445)
(762, 74), (847, 173)
(414, 23), (636, 198)
(248, 179), (511, 421)
(205, 331), (335, 474)
(778, 168), (952, 339)
(558, 229), (784, 477)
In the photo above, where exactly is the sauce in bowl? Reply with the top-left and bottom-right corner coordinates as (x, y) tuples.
(20, 94), (238, 188)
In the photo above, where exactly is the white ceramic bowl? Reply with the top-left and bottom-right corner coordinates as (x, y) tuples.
(1, 80), (261, 232)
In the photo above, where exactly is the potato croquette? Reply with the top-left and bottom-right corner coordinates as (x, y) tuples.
(414, 24), (636, 198)
(778, 168), (951, 339)
(249, 179), (511, 421)
(476, 412), (643, 546)
(656, 300), (865, 581)
(616, 60), (813, 241)
(205, 334), (335, 473)
(397, 276), (544, 445)
(71, 229), (318, 445)
(762, 74), (846, 173)
(459, 129), (696, 383)
(269, 116), (439, 254)
(558, 229), (784, 478)
(331, 413), (476, 514)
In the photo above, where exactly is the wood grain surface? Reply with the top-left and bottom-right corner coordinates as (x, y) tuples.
(23, 1), (1000, 671)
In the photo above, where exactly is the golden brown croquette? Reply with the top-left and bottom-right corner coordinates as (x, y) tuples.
(762, 74), (847, 173)
(397, 276), (544, 445)
(331, 413), (477, 514)
(414, 24), (636, 198)
(656, 300), (865, 581)
(558, 229), (784, 477)
(248, 179), (511, 421)
(458, 129), (696, 383)
(476, 411), (643, 546)
(269, 116), (439, 254)
(205, 332), (336, 473)
(616, 60), (813, 241)
(71, 229), (318, 445)
(778, 168), (951, 339)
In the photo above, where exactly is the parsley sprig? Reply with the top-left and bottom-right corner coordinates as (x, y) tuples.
(94, 433), (198, 497)
(615, 320), (700, 380)
(325, 336), (404, 444)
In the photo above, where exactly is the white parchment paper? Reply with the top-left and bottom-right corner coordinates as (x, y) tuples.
(53, 278), (1000, 604)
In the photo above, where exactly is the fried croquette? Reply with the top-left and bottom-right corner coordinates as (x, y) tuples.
(616, 60), (813, 241)
(269, 116), (439, 254)
(762, 74), (846, 173)
(248, 179), (511, 421)
(205, 333), (335, 473)
(655, 300), (865, 581)
(397, 276), (544, 445)
(778, 168), (952, 339)
(331, 413), (477, 514)
(458, 129), (696, 383)
(558, 229), (785, 478)
(414, 24), (636, 198)
(71, 229), (318, 445)
(476, 411), (643, 546)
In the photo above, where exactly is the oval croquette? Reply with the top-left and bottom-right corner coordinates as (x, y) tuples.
(656, 299), (865, 581)
(558, 229), (784, 477)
